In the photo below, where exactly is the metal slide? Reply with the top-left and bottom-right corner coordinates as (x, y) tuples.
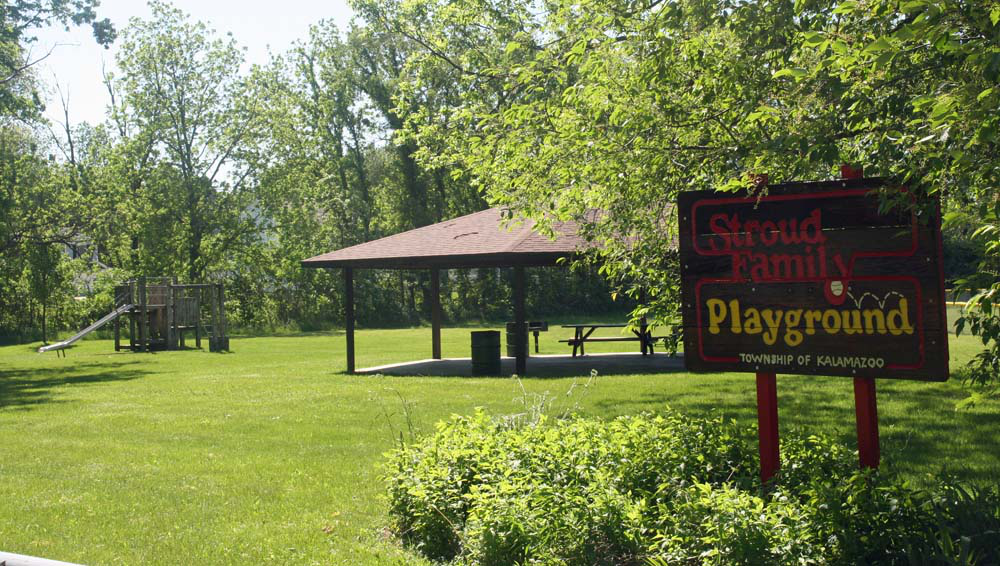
(0, 550), (84, 566)
(37, 303), (134, 353)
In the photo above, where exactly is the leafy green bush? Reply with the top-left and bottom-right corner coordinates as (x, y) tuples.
(950, 204), (1000, 398)
(384, 410), (1000, 565)
(649, 483), (823, 566)
(384, 410), (755, 562)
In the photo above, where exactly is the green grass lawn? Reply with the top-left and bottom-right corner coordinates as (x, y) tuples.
(1, 318), (997, 565)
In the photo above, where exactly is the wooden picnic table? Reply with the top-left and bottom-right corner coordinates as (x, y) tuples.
(559, 323), (656, 357)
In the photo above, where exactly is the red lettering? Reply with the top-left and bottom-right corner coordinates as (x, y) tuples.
(743, 220), (760, 246)
(778, 219), (801, 244)
(749, 252), (770, 281)
(770, 254), (805, 278)
(730, 214), (745, 247)
(833, 253), (851, 278)
(800, 209), (825, 244)
(731, 252), (749, 279)
(703, 207), (837, 283)
(760, 221), (779, 246)
(708, 213), (733, 251)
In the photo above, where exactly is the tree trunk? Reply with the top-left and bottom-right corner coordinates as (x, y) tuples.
(346, 121), (373, 240)
(187, 179), (203, 282)
(189, 229), (201, 282)
(396, 142), (428, 229)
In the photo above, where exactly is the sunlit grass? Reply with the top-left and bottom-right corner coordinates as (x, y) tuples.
(0, 319), (995, 565)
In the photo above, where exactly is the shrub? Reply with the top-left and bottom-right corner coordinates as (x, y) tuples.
(462, 480), (645, 566)
(383, 410), (1000, 565)
(648, 483), (824, 566)
(383, 410), (502, 560)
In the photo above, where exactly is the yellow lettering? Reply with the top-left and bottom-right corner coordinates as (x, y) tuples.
(703, 297), (915, 346)
(821, 309), (841, 334)
(863, 309), (886, 335)
(804, 310), (821, 335)
(707, 299), (726, 334)
(887, 298), (914, 335)
(761, 308), (782, 346)
(784, 309), (804, 347)
(729, 299), (742, 334)
(744, 308), (762, 334)
(842, 310), (862, 335)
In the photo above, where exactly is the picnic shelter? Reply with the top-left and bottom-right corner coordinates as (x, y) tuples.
(301, 207), (678, 375)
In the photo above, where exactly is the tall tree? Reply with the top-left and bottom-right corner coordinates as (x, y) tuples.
(784, 0), (1000, 387)
(0, 122), (86, 338)
(297, 22), (377, 241)
(366, 0), (1000, 336)
(359, 0), (798, 323)
(1, 0), (114, 118)
(114, 0), (262, 281)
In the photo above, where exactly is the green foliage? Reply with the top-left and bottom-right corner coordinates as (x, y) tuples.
(113, 0), (263, 283)
(1, 0), (115, 118)
(372, 0), (840, 326)
(365, 0), (1000, 349)
(386, 410), (1000, 565)
(942, 212), (987, 286)
(385, 410), (755, 562)
(0, 5), (618, 337)
(0, 123), (96, 341)
(5, 0), (998, 344)
(952, 201), (1000, 394)
(649, 483), (823, 566)
(3, 2), (591, 337)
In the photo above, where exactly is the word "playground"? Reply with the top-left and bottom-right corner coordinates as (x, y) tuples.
(705, 297), (914, 348)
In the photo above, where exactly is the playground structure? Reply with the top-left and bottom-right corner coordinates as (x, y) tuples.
(38, 277), (229, 354)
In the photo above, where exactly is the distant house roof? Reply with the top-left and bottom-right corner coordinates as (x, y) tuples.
(301, 208), (588, 270)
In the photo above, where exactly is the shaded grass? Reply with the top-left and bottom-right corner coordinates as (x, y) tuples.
(0, 321), (996, 565)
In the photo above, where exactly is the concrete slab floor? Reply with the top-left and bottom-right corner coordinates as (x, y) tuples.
(356, 352), (686, 377)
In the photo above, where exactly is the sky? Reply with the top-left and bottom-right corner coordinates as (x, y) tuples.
(31, 0), (355, 127)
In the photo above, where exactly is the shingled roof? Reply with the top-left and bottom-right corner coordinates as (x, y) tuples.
(301, 208), (587, 269)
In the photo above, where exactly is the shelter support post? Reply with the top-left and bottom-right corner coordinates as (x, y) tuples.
(129, 305), (136, 351)
(218, 283), (228, 350)
(756, 372), (780, 484)
(854, 377), (880, 469)
(513, 266), (527, 375)
(138, 277), (147, 352)
(344, 267), (355, 373)
(166, 278), (176, 350)
(639, 288), (649, 355)
(195, 292), (202, 349)
(431, 269), (442, 360)
(209, 284), (219, 349)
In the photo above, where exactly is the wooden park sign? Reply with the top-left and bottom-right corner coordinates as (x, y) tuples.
(678, 172), (949, 481)
(679, 177), (949, 380)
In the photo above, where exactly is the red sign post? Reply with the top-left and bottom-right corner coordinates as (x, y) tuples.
(678, 172), (949, 483)
(843, 166), (880, 470)
(756, 372), (780, 482)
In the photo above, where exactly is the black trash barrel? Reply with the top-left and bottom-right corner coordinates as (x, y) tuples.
(505, 322), (529, 358)
(471, 331), (501, 375)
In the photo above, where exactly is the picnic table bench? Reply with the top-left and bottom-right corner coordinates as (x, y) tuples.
(559, 323), (666, 357)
